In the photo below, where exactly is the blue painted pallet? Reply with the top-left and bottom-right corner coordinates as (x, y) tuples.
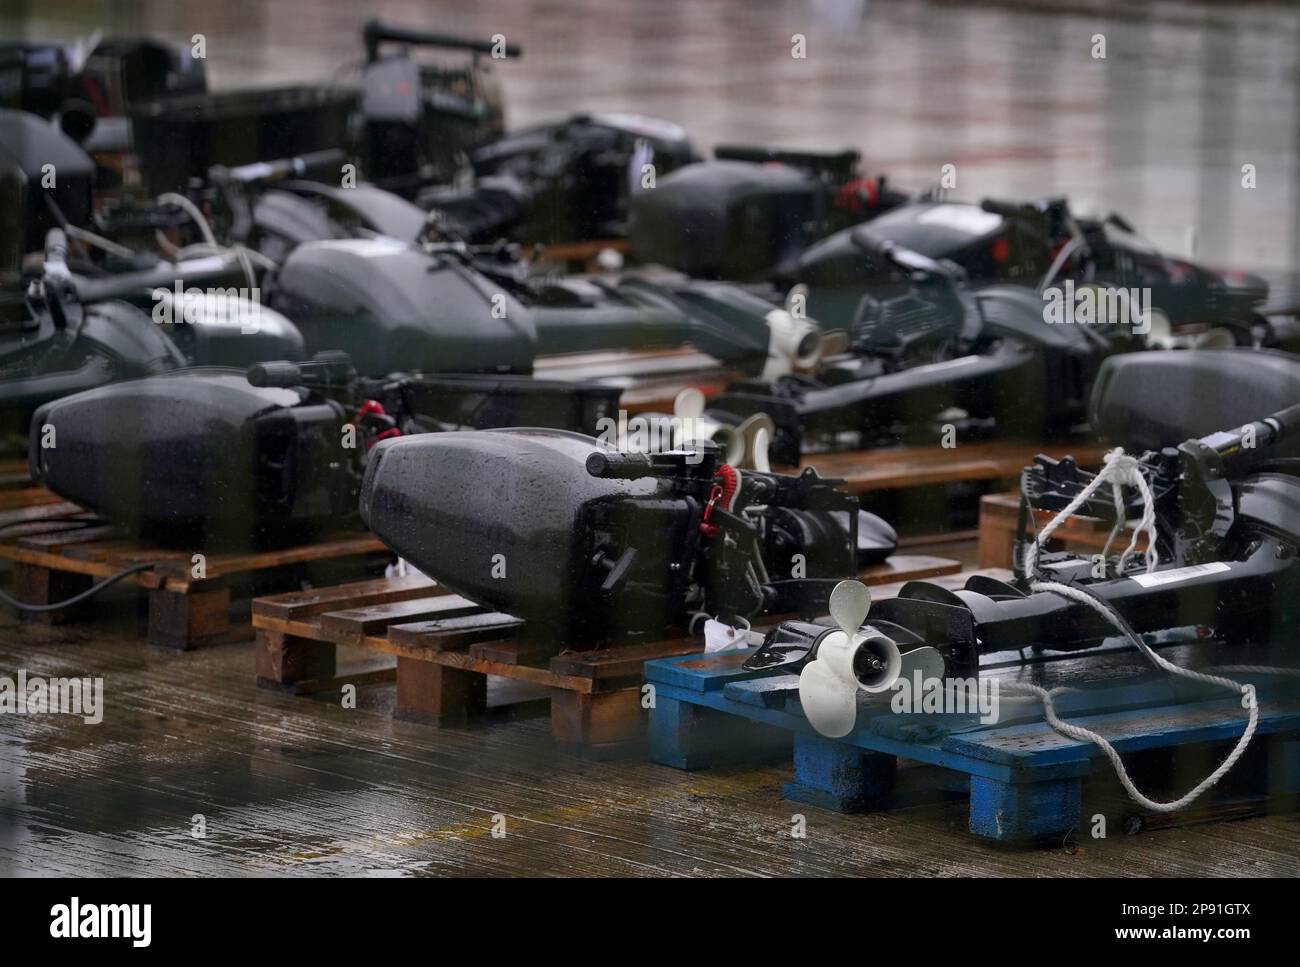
(644, 647), (1300, 843)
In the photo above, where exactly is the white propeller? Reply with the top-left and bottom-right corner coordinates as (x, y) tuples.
(761, 307), (823, 380)
(1145, 309), (1236, 351)
(672, 389), (775, 470)
(798, 579), (945, 738)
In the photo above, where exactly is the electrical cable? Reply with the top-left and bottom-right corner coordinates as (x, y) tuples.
(0, 561), (164, 613)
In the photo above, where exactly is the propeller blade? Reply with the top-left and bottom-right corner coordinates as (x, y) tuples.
(799, 660), (858, 738)
(828, 580), (871, 634)
(674, 387), (706, 420)
(750, 425), (771, 472)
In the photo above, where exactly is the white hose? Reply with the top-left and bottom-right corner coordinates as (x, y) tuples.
(154, 192), (276, 290)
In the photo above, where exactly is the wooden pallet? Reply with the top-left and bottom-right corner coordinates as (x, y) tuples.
(534, 345), (739, 414)
(250, 554), (963, 757)
(0, 459), (62, 512)
(977, 490), (1148, 569)
(0, 506), (391, 649)
(644, 608), (1300, 844)
(800, 439), (1111, 496)
(533, 238), (628, 271)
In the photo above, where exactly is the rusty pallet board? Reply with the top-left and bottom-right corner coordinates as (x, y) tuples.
(977, 490), (1148, 569)
(800, 440), (1111, 496)
(0, 508), (392, 649)
(250, 554), (964, 758)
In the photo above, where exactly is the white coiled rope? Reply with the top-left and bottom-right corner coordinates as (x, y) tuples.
(1014, 447), (1269, 813)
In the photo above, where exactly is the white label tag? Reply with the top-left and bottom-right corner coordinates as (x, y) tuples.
(704, 619), (749, 653)
(1130, 562), (1230, 589)
(917, 204), (1003, 237)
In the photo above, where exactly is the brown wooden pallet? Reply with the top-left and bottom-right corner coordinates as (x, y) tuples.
(0, 457), (33, 490)
(0, 463), (62, 511)
(977, 491), (1147, 569)
(800, 439), (1111, 496)
(534, 345), (738, 414)
(250, 553), (963, 757)
(533, 238), (628, 271)
(0, 507), (391, 649)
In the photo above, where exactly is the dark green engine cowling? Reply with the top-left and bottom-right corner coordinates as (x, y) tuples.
(29, 369), (354, 546)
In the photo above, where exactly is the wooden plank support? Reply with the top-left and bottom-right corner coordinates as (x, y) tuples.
(12, 562), (92, 624)
(246, 554), (962, 753)
(801, 440), (1111, 495)
(649, 694), (790, 770)
(1, 502), (397, 647)
(148, 585), (232, 650)
(784, 733), (899, 814)
(550, 687), (646, 759)
(967, 775), (1083, 843)
(255, 628), (337, 690)
(394, 657), (487, 727)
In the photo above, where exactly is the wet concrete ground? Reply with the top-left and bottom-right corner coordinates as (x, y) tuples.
(2, 0), (1299, 875)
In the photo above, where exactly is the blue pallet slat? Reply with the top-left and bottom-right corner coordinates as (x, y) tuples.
(644, 647), (769, 693)
(968, 775), (1083, 842)
(943, 699), (1300, 771)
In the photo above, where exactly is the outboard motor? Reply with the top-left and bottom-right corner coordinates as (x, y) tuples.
(28, 350), (624, 547)
(361, 431), (891, 645)
(358, 20), (516, 193)
(708, 233), (1130, 463)
(1, 229), (305, 424)
(269, 239), (537, 375)
(423, 113), (698, 244)
(269, 237), (821, 379)
(30, 360), (358, 546)
(629, 161), (822, 281)
(0, 36), (205, 121)
(628, 149), (906, 281)
(0, 109), (95, 255)
(799, 196), (1273, 343)
(746, 349), (1300, 737)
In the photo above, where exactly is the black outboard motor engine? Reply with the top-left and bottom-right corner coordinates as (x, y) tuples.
(708, 233), (1128, 463)
(269, 237), (818, 379)
(269, 239), (537, 375)
(628, 149), (907, 281)
(30, 362), (358, 547)
(423, 113), (698, 245)
(746, 349), (1300, 686)
(1, 228), (305, 426)
(27, 349), (624, 547)
(629, 161), (822, 281)
(361, 431), (886, 645)
(800, 197), (1274, 343)
(358, 20), (516, 193)
(0, 37), (205, 119)
(0, 109), (95, 254)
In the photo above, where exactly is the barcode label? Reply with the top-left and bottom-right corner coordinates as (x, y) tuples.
(1130, 562), (1231, 588)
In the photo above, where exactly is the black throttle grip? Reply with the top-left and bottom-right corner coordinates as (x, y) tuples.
(586, 451), (654, 480)
(247, 361), (304, 388)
